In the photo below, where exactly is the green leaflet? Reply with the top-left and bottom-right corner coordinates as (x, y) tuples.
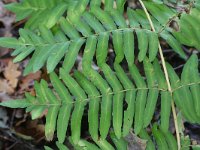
(112, 30), (124, 63)
(143, 1), (175, 25)
(67, 0), (89, 24)
(173, 8), (200, 50)
(96, 32), (109, 67)
(40, 80), (60, 141)
(82, 35), (97, 65)
(96, 139), (115, 150)
(114, 64), (136, 137)
(104, 0), (114, 11)
(160, 32), (187, 59)
(90, 6), (116, 30)
(139, 129), (156, 150)
(59, 17), (80, 39)
(83, 33), (112, 139)
(160, 91), (172, 132)
(62, 39), (85, 73)
(129, 64), (147, 134)
(110, 132), (128, 150)
(153, 59), (171, 132)
(74, 71), (100, 141)
(123, 29), (135, 65)
(0, 38), (22, 48)
(136, 29), (149, 62)
(50, 72), (73, 143)
(116, 0), (125, 13)
(147, 31), (159, 62)
(181, 136), (191, 150)
(86, 69), (112, 140)
(45, 3), (67, 29)
(47, 42), (70, 73)
(45, 106), (60, 141)
(68, 12), (93, 37)
(101, 64), (124, 139)
(167, 63), (200, 123)
(109, 9), (127, 28)
(82, 12), (105, 33)
(90, 0), (101, 7)
(32, 45), (55, 72)
(31, 106), (46, 120)
(11, 46), (27, 56)
(5, 2), (34, 21)
(127, 8), (141, 28)
(76, 140), (100, 150)
(0, 99), (30, 108)
(182, 54), (200, 117)
(152, 124), (169, 150)
(5, 0), (68, 29)
(39, 25), (55, 43)
(60, 68), (88, 144)
(143, 58), (159, 128)
(13, 47), (35, 63)
(162, 130), (178, 150)
(54, 29), (69, 42)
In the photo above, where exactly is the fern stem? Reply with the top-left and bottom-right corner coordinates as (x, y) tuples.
(23, 82), (200, 106)
(138, 0), (181, 149)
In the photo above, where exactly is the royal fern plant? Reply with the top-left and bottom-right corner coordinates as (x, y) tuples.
(0, 0), (200, 149)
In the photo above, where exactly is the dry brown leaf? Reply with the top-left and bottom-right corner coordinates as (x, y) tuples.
(0, 79), (14, 94)
(14, 120), (45, 142)
(20, 71), (41, 91)
(4, 61), (21, 88)
(125, 132), (147, 150)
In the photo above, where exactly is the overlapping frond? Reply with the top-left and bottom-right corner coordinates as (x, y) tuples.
(0, 0), (192, 75)
(173, 6), (200, 50)
(4, 0), (72, 30)
(1, 54), (199, 149)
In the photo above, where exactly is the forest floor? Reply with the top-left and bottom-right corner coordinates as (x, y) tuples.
(0, 0), (200, 150)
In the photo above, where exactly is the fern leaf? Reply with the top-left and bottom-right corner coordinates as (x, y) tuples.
(143, 58), (159, 128)
(139, 129), (156, 150)
(129, 64), (147, 134)
(0, 1), (192, 74)
(60, 68), (88, 144)
(167, 62), (200, 123)
(136, 29), (149, 62)
(0, 37), (22, 48)
(173, 8), (200, 50)
(110, 132), (128, 150)
(114, 64), (136, 137)
(152, 123), (169, 150)
(5, 0), (68, 29)
(74, 71), (100, 141)
(0, 99), (30, 108)
(187, 55), (200, 117)
(50, 72), (73, 143)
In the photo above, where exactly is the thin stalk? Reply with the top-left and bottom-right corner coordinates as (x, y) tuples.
(138, 0), (181, 149)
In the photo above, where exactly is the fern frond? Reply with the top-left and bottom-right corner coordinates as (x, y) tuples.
(5, 0), (70, 30)
(173, 7), (200, 50)
(0, 0), (192, 75)
(1, 55), (199, 149)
